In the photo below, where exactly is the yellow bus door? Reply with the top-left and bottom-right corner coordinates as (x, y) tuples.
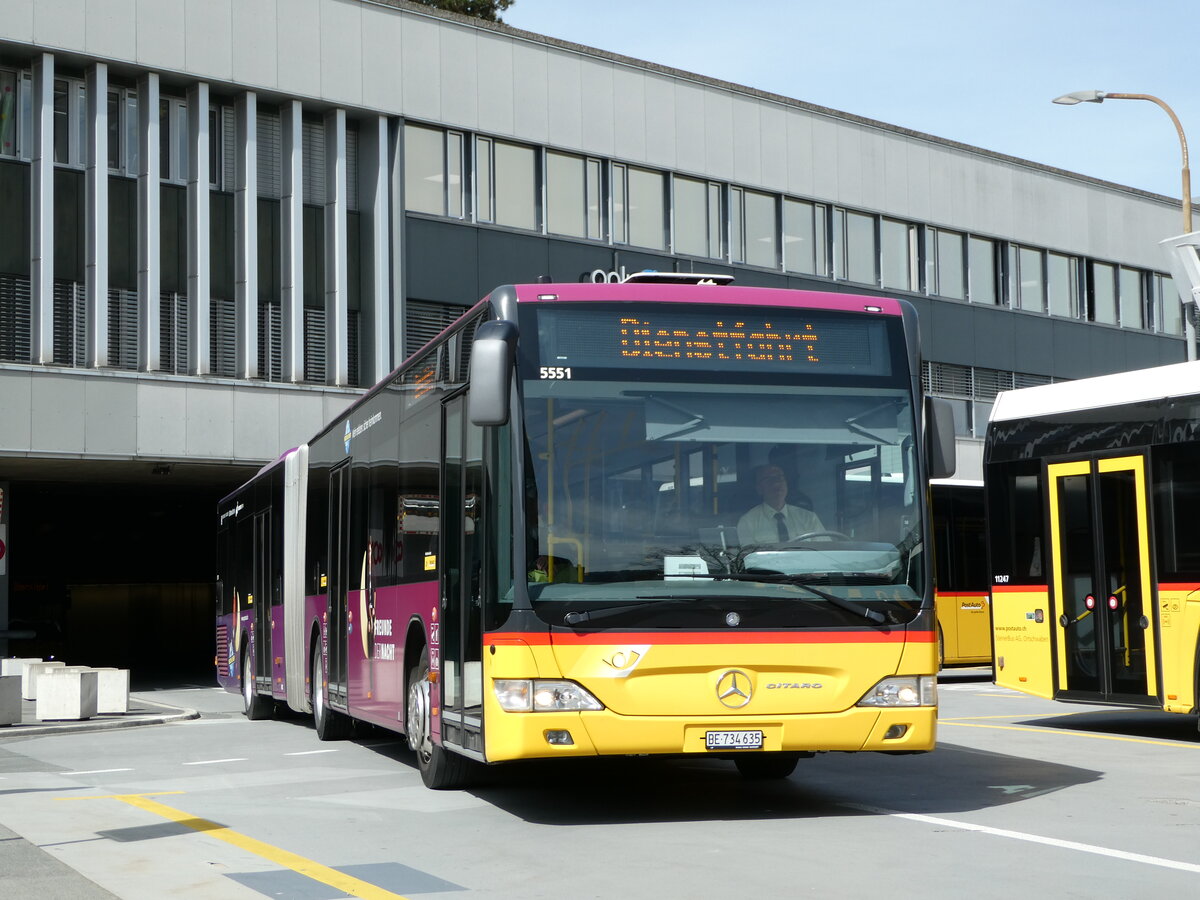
(1047, 456), (1158, 705)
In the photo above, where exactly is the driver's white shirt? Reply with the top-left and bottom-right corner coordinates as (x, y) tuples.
(736, 503), (824, 546)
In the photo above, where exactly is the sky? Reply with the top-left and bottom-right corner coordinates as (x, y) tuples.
(502, 0), (1198, 202)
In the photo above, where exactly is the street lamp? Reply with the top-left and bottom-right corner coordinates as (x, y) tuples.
(1054, 89), (1195, 360)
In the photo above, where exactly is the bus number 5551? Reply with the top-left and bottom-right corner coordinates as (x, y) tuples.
(539, 367), (572, 380)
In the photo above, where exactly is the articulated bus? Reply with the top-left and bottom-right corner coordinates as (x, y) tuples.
(986, 360), (1200, 724)
(217, 275), (956, 788)
(930, 481), (990, 668)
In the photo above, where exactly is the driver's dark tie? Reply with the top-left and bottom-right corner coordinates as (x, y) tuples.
(774, 512), (789, 542)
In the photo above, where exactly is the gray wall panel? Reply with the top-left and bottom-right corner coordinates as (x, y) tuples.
(84, 371), (135, 456)
(545, 52), (583, 152)
(971, 306), (1016, 371)
(136, 0), (186, 72)
(703, 91), (734, 181)
(231, 386), (280, 459)
(137, 382), (188, 455)
(85, 0), (135, 60)
(31, 375), (86, 453)
(547, 239), (617, 284)
(1012, 314), (1055, 376)
(319, 0), (362, 106)
(405, 217), (478, 303)
(904, 141), (932, 224)
(809, 116), (839, 203)
(579, 59), (615, 159)
(477, 230), (549, 297)
(185, 0), (233, 82)
(32, 0), (84, 52)
(928, 301), (979, 367)
(834, 126), (864, 207)
(401, 15), (441, 122)
(881, 139), (908, 216)
(361, 5), (405, 111)
(4, 0), (32, 42)
(732, 97), (761, 187)
(643, 75), (675, 168)
(476, 33), (515, 138)
(231, 0), (278, 90)
(0, 370), (33, 452)
(611, 66), (646, 163)
(277, 0), (322, 100)
(785, 113), (815, 199)
(512, 41), (549, 145)
(759, 103), (787, 191)
(439, 24), (478, 129)
(673, 83), (706, 175)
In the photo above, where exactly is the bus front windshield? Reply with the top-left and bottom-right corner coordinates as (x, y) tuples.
(517, 304), (925, 629)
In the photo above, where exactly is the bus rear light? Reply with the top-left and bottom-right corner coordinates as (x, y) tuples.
(494, 679), (604, 712)
(856, 676), (936, 708)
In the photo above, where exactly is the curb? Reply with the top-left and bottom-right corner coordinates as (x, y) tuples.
(0, 696), (200, 739)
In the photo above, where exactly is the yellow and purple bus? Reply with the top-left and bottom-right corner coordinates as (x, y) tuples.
(986, 361), (1200, 720)
(217, 274), (955, 788)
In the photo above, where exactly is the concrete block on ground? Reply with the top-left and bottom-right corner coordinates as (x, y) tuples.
(92, 668), (130, 714)
(2, 657), (41, 677)
(35, 669), (98, 721)
(0, 675), (19, 725)
(22, 661), (65, 699)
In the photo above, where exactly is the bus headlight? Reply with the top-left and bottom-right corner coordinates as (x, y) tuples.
(856, 676), (936, 707)
(493, 679), (604, 712)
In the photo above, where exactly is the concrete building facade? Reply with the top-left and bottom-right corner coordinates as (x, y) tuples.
(0, 0), (1190, 669)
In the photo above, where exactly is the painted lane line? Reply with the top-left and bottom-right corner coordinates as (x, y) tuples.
(284, 749), (341, 756)
(941, 720), (1200, 749)
(847, 804), (1200, 874)
(63, 768), (134, 776)
(82, 793), (410, 900)
(182, 758), (248, 766)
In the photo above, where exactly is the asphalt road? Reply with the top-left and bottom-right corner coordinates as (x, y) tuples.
(2, 670), (1200, 899)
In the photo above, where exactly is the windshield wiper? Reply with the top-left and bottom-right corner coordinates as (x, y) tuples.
(563, 575), (892, 626)
(564, 596), (709, 626)
(702, 573), (891, 624)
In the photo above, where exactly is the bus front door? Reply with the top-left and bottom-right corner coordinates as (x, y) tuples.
(327, 461), (351, 706)
(440, 394), (485, 757)
(1047, 456), (1158, 705)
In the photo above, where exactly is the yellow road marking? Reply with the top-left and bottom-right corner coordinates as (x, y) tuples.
(64, 793), (409, 900)
(941, 720), (1200, 749)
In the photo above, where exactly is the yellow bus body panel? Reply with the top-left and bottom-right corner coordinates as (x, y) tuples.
(482, 633), (935, 762)
(992, 587), (1054, 698)
(1157, 586), (1200, 714)
(936, 591), (992, 665)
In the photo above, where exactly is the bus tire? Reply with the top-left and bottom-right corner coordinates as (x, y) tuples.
(311, 648), (350, 741)
(241, 646), (272, 721)
(937, 625), (945, 670)
(407, 647), (473, 790)
(734, 752), (801, 780)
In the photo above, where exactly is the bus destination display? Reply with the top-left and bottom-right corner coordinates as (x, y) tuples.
(533, 306), (892, 377)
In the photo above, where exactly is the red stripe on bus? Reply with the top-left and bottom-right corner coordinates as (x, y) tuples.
(990, 584), (1049, 593)
(935, 591), (990, 598)
(485, 630), (935, 646)
(1159, 583), (1200, 592)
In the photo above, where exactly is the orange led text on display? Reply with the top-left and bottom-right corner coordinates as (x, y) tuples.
(618, 317), (821, 363)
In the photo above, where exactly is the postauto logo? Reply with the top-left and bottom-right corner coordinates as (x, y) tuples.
(344, 412), (383, 454)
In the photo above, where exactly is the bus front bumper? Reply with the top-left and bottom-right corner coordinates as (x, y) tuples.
(483, 705), (936, 762)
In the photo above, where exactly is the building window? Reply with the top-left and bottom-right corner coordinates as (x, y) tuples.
(1118, 266), (1144, 329)
(475, 136), (536, 231)
(783, 197), (828, 277)
(1088, 260), (1117, 325)
(1009, 244), (1045, 312)
(159, 95), (189, 184)
(404, 123), (463, 218)
(730, 187), (777, 268)
(672, 174), (722, 259)
(929, 227), (965, 300)
(547, 150), (602, 240)
(612, 163), (665, 251)
(1156, 273), (1182, 335)
(834, 208), (876, 285)
(967, 236), (998, 304)
(880, 218), (916, 292)
(1047, 251), (1079, 318)
(0, 69), (17, 158)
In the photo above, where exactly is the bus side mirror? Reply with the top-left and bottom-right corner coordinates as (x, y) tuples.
(925, 396), (956, 480)
(468, 320), (519, 426)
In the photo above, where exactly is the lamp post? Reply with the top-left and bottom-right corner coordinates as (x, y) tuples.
(1053, 90), (1195, 360)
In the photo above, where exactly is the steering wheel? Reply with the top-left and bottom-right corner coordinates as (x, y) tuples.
(787, 530), (851, 543)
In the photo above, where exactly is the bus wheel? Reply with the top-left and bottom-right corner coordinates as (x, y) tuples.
(734, 753), (801, 780)
(311, 649), (350, 741)
(937, 626), (945, 670)
(241, 647), (272, 720)
(406, 648), (473, 790)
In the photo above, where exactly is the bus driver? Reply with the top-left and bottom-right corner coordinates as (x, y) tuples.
(737, 464), (823, 545)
